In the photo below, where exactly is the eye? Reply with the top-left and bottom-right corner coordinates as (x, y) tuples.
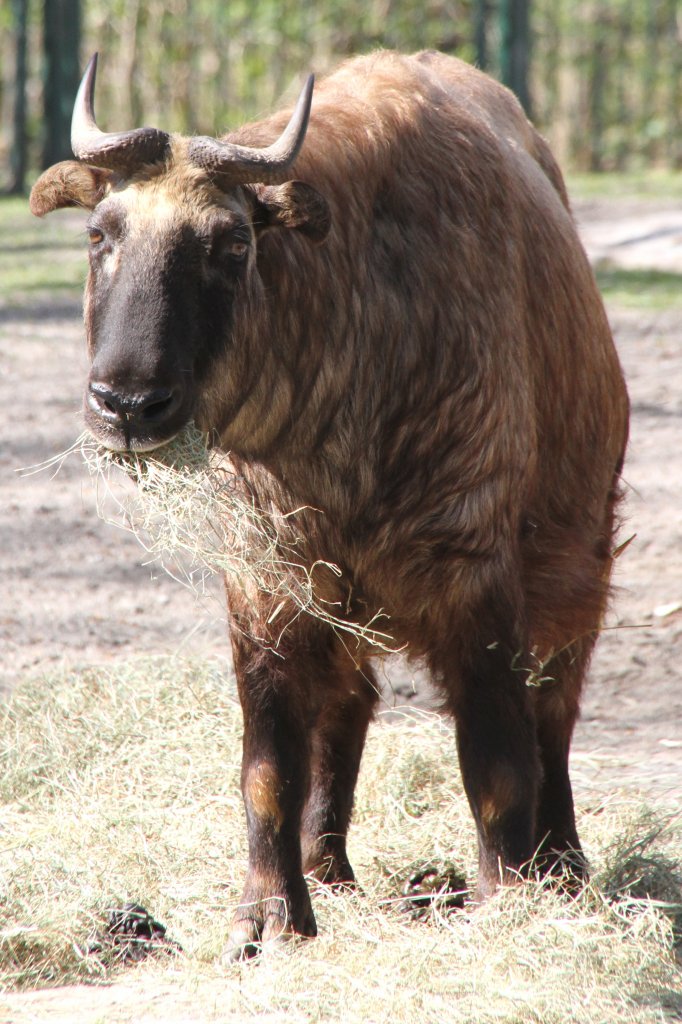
(88, 228), (104, 246)
(227, 240), (248, 260)
(209, 227), (250, 265)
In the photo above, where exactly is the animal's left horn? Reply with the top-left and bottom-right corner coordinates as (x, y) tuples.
(71, 53), (170, 174)
(188, 75), (315, 184)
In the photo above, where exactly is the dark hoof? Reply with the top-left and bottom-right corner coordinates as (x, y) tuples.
(224, 895), (317, 962)
(532, 845), (589, 895)
(305, 854), (357, 889)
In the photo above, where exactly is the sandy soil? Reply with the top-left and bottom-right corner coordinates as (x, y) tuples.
(0, 195), (680, 1020)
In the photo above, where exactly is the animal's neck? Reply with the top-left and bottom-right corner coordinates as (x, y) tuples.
(213, 256), (357, 461)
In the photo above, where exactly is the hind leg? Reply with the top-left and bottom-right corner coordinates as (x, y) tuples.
(531, 639), (594, 882)
(527, 461), (624, 881)
(301, 653), (379, 885)
(438, 586), (541, 900)
(453, 646), (540, 898)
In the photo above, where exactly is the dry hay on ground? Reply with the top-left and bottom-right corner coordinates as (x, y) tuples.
(0, 658), (680, 1023)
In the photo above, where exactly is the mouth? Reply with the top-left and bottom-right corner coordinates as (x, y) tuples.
(86, 428), (181, 454)
(83, 412), (191, 457)
(83, 413), (183, 453)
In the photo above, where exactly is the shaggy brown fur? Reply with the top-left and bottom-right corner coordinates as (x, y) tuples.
(31, 50), (629, 957)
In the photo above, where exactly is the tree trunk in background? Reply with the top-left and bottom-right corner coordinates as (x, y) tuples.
(667, 0), (682, 168)
(120, 0), (143, 127)
(500, 0), (532, 115)
(8, 0), (28, 194)
(42, 0), (81, 168)
(614, 1), (632, 171)
(474, 0), (488, 71)
(588, 5), (607, 172)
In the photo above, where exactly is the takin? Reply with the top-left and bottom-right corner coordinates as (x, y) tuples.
(30, 50), (629, 958)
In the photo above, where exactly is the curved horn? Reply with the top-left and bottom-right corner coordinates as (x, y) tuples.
(71, 53), (170, 173)
(188, 74), (315, 185)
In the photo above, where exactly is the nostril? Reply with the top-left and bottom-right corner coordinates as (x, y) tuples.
(88, 382), (123, 422)
(140, 388), (177, 423)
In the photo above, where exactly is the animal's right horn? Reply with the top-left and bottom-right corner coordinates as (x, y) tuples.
(71, 54), (170, 174)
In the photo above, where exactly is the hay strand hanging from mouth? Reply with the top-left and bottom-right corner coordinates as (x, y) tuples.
(78, 424), (397, 653)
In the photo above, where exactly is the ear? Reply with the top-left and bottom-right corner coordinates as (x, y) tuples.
(248, 181), (331, 243)
(29, 161), (116, 217)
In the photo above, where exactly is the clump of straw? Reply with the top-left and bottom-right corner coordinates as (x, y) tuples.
(78, 424), (396, 652)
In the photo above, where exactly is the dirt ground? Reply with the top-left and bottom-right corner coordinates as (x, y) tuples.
(0, 193), (681, 1021)
(1, 195), (681, 802)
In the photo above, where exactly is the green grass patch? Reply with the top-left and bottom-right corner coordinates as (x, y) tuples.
(0, 657), (680, 1022)
(568, 170), (682, 202)
(594, 265), (682, 309)
(0, 196), (87, 309)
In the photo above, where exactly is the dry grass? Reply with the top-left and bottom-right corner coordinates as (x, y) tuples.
(0, 657), (680, 1022)
(75, 425), (397, 654)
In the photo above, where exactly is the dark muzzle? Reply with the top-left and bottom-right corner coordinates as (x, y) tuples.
(86, 379), (187, 451)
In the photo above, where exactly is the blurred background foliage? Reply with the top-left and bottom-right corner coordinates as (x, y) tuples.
(1, 0), (681, 194)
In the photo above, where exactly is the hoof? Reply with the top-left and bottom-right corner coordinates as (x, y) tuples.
(532, 845), (589, 895)
(224, 895), (317, 962)
(305, 853), (357, 889)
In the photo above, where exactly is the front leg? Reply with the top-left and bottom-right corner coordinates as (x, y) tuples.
(301, 658), (378, 885)
(227, 629), (317, 960)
